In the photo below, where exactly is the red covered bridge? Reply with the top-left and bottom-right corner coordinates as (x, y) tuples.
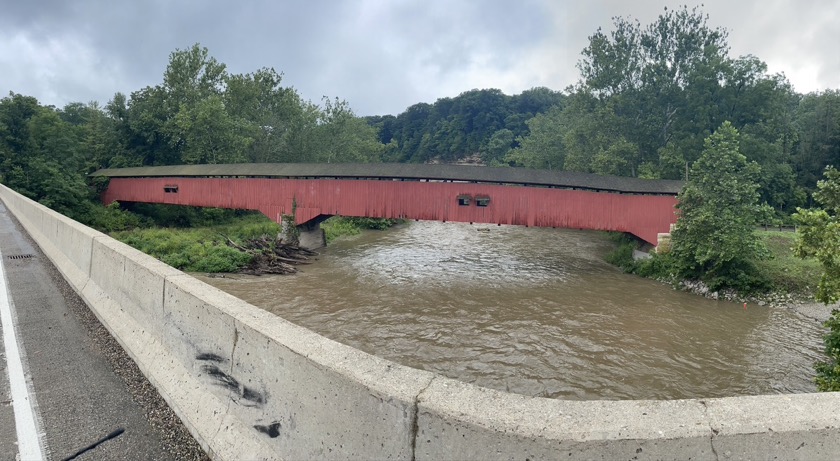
(92, 163), (681, 247)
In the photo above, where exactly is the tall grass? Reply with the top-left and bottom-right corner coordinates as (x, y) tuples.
(111, 212), (403, 272)
(111, 213), (280, 273)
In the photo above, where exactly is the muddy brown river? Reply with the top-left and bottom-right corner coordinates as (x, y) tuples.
(198, 221), (826, 400)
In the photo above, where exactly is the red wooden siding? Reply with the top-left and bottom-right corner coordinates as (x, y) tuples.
(103, 177), (678, 245)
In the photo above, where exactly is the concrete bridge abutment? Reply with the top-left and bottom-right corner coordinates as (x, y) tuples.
(296, 214), (331, 250)
(280, 214), (328, 250)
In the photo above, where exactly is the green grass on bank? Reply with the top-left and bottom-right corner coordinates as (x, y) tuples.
(753, 230), (822, 294)
(110, 210), (403, 272)
(321, 217), (363, 243)
(111, 213), (280, 272)
(321, 216), (402, 243)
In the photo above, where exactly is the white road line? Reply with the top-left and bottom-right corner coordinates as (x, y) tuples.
(0, 249), (45, 461)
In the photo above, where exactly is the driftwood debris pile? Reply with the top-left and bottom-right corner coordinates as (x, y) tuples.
(222, 234), (317, 275)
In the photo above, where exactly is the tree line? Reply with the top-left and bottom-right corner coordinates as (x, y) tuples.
(364, 87), (564, 164)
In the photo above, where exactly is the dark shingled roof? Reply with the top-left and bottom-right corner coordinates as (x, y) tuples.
(90, 163), (683, 195)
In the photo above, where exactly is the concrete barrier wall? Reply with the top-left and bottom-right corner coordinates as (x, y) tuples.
(2, 183), (839, 460)
(0, 186), (99, 289)
(414, 377), (840, 460)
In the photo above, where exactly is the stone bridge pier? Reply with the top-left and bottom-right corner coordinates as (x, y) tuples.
(280, 214), (329, 250)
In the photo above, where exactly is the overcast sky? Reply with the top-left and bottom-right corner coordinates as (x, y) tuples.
(1, 0), (838, 116)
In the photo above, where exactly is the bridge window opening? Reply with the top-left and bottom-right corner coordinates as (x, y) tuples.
(476, 197), (490, 207)
(164, 185), (179, 193)
(457, 195), (471, 206)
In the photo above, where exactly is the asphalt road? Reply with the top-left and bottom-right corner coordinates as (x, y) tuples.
(0, 203), (206, 461)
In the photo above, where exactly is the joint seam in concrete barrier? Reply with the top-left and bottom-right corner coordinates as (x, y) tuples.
(411, 376), (437, 461)
(699, 400), (720, 461)
(88, 236), (97, 284)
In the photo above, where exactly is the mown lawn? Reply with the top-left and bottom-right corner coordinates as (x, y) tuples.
(754, 230), (822, 294)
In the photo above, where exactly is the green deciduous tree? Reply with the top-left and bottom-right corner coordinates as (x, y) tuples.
(505, 106), (565, 170)
(0, 95), (92, 220)
(174, 95), (250, 164)
(508, 4), (801, 204)
(311, 97), (383, 163)
(814, 310), (840, 392)
(125, 85), (177, 165)
(576, 6), (732, 173)
(482, 128), (515, 164)
(794, 166), (840, 303)
(793, 91), (840, 190)
(162, 44), (227, 109)
(224, 67), (309, 163)
(370, 88), (564, 164)
(794, 166), (840, 391)
(105, 43), (384, 168)
(669, 121), (766, 290)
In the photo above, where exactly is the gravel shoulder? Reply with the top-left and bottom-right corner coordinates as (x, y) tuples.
(43, 252), (209, 461)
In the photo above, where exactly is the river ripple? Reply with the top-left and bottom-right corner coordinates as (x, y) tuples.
(198, 221), (826, 400)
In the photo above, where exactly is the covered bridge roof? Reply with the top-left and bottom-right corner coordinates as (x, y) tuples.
(91, 163), (684, 195)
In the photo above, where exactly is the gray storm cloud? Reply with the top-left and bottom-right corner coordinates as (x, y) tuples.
(1, 0), (837, 115)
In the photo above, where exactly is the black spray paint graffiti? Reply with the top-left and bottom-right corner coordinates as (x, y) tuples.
(195, 352), (226, 362)
(195, 352), (284, 439)
(253, 422), (282, 438)
(196, 353), (266, 407)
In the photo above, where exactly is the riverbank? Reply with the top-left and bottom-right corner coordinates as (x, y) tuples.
(609, 229), (836, 320)
(321, 216), (403, 243)
(110, 213), (402, 273)
(676, 279), (837, 322)
(790, 302), (838, 323)
(110, 213), (280, 272)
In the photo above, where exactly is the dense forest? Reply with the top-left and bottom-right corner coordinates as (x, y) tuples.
(0, 6), (838, 229)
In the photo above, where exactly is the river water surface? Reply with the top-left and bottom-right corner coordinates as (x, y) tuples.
(198, 221), (826, 400)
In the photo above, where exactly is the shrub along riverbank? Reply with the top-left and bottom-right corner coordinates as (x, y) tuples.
(605, 230), (823, 305)
(321, 216), (402, 243)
